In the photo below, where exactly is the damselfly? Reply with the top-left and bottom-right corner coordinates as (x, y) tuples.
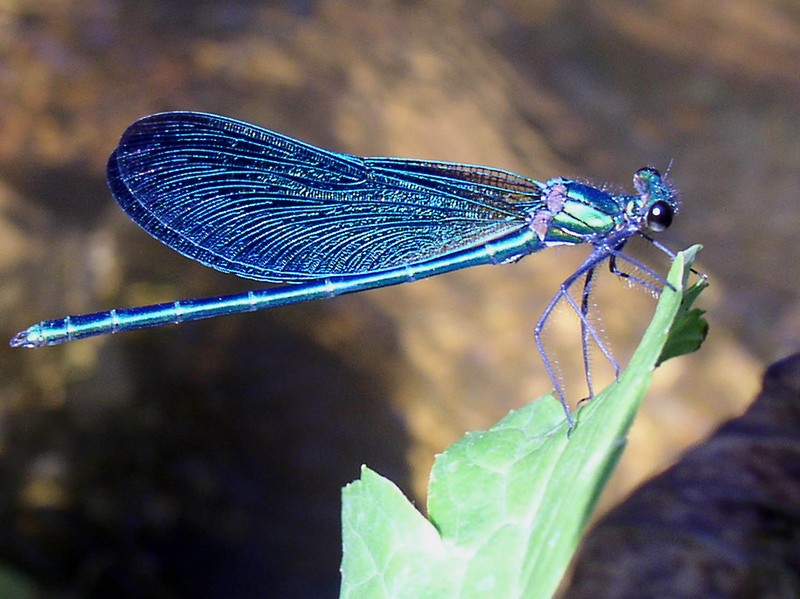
(10, 112), (681, 426)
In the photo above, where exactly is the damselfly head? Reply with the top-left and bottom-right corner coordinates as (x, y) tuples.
(632, 167), (677, 233)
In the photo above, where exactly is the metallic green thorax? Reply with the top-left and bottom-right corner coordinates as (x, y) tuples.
(538, 168), (677, 247)
(541, 180), (624, 245)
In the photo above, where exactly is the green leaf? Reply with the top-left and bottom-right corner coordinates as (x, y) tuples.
(0, 563), (39, 599)
(657, 249), (709, 365)
(340, 246), (706, 599)
(341, 466), (463, 599)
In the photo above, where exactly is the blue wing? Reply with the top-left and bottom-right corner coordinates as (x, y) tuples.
(107, 111), (544, 282)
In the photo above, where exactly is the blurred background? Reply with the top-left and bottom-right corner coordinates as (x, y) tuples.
(1, 0), (797, 596)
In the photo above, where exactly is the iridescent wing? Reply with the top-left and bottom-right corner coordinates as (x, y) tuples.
(108, 111), (544, 282)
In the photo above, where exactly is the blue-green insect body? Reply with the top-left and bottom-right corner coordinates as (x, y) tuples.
(11, 112), (681, 427)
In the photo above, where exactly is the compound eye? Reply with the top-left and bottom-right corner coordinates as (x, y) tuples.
(636, 166), (661, 179)
(646, 200), (673, 232)
(633, 167), (661, 194)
